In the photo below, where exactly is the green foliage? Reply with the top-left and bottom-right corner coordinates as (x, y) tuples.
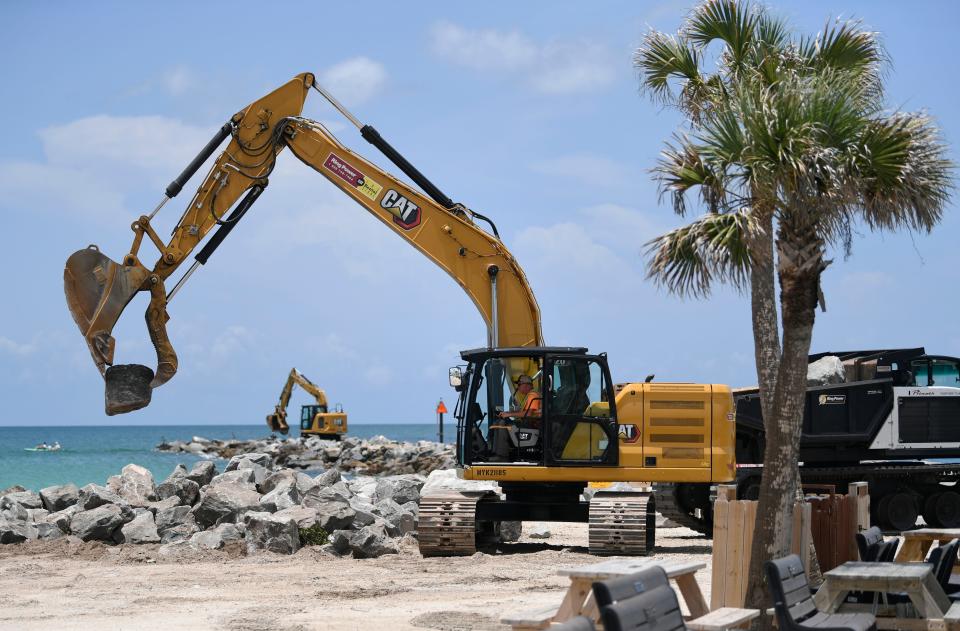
(299, 524), (329, 546)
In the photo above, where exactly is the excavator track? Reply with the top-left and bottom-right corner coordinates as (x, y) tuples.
(417, 490), (494, 557)
(653, 483), (712, 536)
(588, 492), (656, 556)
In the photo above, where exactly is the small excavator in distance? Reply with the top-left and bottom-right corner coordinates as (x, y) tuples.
(62, 73), (736, 556)
(266, 368), (347, 439)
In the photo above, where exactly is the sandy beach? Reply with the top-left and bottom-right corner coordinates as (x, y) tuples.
(0, 523), (711, 631)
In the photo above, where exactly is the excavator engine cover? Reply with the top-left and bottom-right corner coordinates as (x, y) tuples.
(104, 364), (154, 415)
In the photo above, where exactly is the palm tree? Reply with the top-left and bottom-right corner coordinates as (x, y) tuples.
(636, 0), (952, 619)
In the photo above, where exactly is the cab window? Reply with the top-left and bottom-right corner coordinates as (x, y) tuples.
(931, 359), (960, 387)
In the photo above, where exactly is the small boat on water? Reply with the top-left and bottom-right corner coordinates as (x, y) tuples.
(24, 442), (61, 452)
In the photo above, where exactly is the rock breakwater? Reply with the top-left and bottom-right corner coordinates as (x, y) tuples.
(157, 435), (455, 475)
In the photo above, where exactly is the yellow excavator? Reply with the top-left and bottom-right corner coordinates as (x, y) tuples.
(266, 368), (347, 439)
(62, 72), (735, 556)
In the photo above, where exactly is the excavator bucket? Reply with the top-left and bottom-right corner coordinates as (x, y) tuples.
(64, 246), (163, 415)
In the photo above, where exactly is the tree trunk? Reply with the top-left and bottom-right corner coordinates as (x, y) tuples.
(744, 219), (821, 629)
(747, 210), (780, 423)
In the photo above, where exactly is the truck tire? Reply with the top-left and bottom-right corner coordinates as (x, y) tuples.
(880, 492), (918, 532)
(935, 491), (960, 528)
(923, 493), (944, 527)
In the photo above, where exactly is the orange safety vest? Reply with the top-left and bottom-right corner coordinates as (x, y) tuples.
(519, 390), (542, 419)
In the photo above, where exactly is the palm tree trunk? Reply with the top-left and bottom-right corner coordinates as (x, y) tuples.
(747, 210), (779, 423)
(744, 220), (821, 629)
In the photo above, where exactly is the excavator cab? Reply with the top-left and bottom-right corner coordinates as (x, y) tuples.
(454, 347), (619, 468)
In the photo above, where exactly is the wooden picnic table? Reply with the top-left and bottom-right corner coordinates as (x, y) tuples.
(813, 561), (951, 623)
(502, 559), (709, 630)
(896, 529), (960, 572)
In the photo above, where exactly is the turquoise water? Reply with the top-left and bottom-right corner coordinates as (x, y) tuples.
(0, 423), (454, 492)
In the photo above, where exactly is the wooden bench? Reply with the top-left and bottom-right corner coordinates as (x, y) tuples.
(686, 607), (760, 631)
(501, 603), (560, 630)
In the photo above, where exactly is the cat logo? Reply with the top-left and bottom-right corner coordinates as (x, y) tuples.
(380, 189), (421, 229)
(618, 423), (640, 443)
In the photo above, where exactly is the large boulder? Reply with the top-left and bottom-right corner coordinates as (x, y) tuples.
(108, 464), (157, 505)
(259, 470), (297, 494)
(39, 505), (79, 536)
(160, 521), (200, 544)
(191, 484), (262, 529)
(190, 523), (242, 550)
(373, 475), (425, 505)
(156, 477), (200, 506)
(348, 498), (376, 527)
(1, 491), (42, 510)
(76, 484), (126, 511)
(329, 529), (352, 554)
(420, 469), (499, 495)
(119, 511), (160, 544)
(258, 483), (301, 513)
(273, 506), (322, 529)
(373, 499), (416, 537)
(0, 516), (36, 543)
(314, 468), (341, 487)
(39, 483), (79, 512)
(302, 488), (355, 531)
(155, 505), (194, 535)
(71, 504), (132, 542)
(808, 356), (846, 386)
(501, 521), (522, 542)
(348, 522), (398, 558)
(225, 453), (272, 472)
(186, 461), (217, 487)
(209, 469), (258, 488)
(244, 511), (300, 554)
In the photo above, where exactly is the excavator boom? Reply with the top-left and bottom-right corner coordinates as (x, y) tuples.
(63, 73), (541, 414)
(266, 367), (332, 434)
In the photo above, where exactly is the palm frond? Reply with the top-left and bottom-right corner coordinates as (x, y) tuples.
(645, 210), (756, 297)
(683, 0), (757, 67)
(654, 137), (729, 216)
(634, 31), (702, 104)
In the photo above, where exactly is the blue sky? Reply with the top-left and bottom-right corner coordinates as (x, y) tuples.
(1, 1), (957, 426)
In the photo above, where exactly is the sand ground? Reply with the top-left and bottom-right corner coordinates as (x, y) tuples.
(0, 524), (712, 630)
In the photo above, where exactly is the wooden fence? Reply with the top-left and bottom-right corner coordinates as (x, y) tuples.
(711, 482), (869, 609)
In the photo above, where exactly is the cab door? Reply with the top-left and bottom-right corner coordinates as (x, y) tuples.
(544, 354), (618, 466)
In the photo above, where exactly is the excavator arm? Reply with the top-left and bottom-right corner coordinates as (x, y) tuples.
(266, 368), (329, 434)
(63, 72), (542, 414)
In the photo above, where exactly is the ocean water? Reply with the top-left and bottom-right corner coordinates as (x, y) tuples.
(0, 423), (454, 492)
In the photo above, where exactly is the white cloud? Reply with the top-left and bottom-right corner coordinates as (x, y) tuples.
(0, 336), (36, 357)
(430, 21), (615, 95)
(531, 153), (632, 189)
(211, 325), (254, 358)
(320, 57), (387, 106)
(162, 66), (195, 96)
(364, 363), (393, 387)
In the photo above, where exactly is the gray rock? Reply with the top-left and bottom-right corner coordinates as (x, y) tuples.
(71, 504), (132, 542)
(348, 522), (398, 558)
(0, 516), (36, 543)
(0, 498), (28, 523)
(39, 483), (79, 512)
(259, 470), (297, 494)
(164, 464), (188, 482)
(501, 521), (522, 542)
(373, 475), (425, 505)
(209, 469), (258, 488)
(156, 477), (200, 506)
(274, 506), (321, 529)
(236, 460), (270, 486)
(191, 484), (262, 529)
(26, 508), (49, 522)
(808, 355), (846, 386)
(41, 506), (78, 535)
(36, 521), (65, 540)
(1, 491), (42, 510)
(186, 461), (217, 487)
(348, 476), (378, 499)
(258, 483), (300, 513)
(189, 522), (242, 550)
(527, 523), (551, 539)
(158, 540), (195, 558)
(315, 468), (341, 487)
(374, 499), (415, 536)
(420, 469), (499, 495)
(295, 472), (318, 494)
(302, 488), (356, 531)
(144, 496), (181, 513)
(77, 484), (126, 511)
(348, 499), (376, 527)
(0, 485), (27, 497)
(160, 522), (199, 544)
(155, 506), (194, 534)
(119, 511), (160, 544)
(244, 511), (300, 554)
(108, 464), (157, 505)
(329, 529), (352, 554)
(225, 453), (272, 472)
